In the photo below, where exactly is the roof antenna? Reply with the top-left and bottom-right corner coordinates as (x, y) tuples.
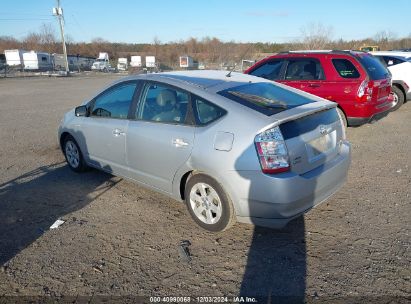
(226, 63), (236, 77)
(226, 44), (254, 78)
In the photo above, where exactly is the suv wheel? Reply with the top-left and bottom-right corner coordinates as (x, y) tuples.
(185, 174), (236, 232)
(391, 86), (404, 111)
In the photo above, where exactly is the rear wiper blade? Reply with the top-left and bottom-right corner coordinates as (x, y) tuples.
(228, 91), (288, 108)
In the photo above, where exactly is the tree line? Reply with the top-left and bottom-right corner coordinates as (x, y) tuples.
(1, 23), (410, 69)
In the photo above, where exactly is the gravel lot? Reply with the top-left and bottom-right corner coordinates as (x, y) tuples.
(0, 75), (409, 302)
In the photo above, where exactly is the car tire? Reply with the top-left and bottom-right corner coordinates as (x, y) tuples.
(391, 86), (404, 111)
(185, 173), (236, 232)
(63, 135), (88, 172)
(336, 107), (347, 128)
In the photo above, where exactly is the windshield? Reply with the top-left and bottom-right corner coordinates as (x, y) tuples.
(357, 55), (389, 80)
(218, 82), (316, 116)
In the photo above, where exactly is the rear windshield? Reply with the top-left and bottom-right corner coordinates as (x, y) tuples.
(332, 59), (360, 78)
(357, 55), (389, 80)
(218, 82), (315, 116)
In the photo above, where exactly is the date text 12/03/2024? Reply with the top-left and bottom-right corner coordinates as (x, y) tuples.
(149, 296), (258, 303)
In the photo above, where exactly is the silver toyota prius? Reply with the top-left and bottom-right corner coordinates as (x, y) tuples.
(58, 70), (351, 231)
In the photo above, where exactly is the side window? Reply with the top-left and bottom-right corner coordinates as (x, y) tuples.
(285, 59), (324, 80)
(249, 60), (284, 80)
(193, 97), (226, 125)
(332, 59), (360, 78)
(91, 82), (137, 119)
(383, 56), (404, 66)
(137, 83), (188, 124)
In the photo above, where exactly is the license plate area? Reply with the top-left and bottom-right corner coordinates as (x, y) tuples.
(306, 130), (336, 162)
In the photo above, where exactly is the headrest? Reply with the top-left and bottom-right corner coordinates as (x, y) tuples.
(156, 89), (177, 107)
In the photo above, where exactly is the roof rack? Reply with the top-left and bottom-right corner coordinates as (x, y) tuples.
(287, 50), (333, 53)
(278, 50), (367, 55)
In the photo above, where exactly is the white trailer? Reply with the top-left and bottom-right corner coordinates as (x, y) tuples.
(117, 58), (128, 71)
(179, 56), (194, 68)
(53, 54), (94, 71)
(23, 51), (53, 70)
(145, 56), (156, 68)
(4, 49), (27, 66)
(130, 55), (142, 67)
(77, 56), (94, 70)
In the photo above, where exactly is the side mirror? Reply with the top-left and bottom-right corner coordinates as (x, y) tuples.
(75, 105), (87, 117)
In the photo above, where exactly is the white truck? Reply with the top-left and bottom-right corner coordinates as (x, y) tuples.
(117, 57), (128, 71)
(91, 52), (111, 71)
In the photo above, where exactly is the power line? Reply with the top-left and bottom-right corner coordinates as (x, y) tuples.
(0, 18), (53, 21)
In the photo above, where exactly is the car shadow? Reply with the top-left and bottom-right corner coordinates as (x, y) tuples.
(0, 162), (118, 265)
(239, 218), (306, 302)
(235, 143), (311, 302)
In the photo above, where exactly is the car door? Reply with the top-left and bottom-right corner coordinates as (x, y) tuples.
(278, 58), (326, 97)
(126, 82), (195, 194)
(81, 81), (138, 176)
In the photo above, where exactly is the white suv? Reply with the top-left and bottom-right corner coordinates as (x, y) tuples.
(371, 51), (411, 111)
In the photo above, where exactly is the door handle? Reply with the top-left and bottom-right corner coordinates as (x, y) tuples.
(112, 128), (125, 136)
(172, 138), (189, 147)
(308, 83), (321, 88)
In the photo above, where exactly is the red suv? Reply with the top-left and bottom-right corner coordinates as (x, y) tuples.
(245, 51), (394, 126)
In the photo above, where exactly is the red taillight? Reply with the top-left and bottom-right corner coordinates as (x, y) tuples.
(255, 127), (290, 174)
(357, 80), (373, 102)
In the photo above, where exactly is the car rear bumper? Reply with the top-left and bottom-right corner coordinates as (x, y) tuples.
(346, 99), (393, 126)
(225, 141), (351, 229)
(347, 109), (391, 126)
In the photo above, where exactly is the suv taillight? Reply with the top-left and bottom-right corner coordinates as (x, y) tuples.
(357, 80), (373, 102)
(255, 126), (290, 174)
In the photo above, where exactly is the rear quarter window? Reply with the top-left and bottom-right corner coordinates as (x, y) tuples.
(332, 59), (360, 78)
(193, 97), (226, 125)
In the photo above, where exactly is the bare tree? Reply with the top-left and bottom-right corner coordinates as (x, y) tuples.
(373, 30), (398, 49)
(374, 30), (397, 43)
(0, 36), (20, 52)
(300, 22), (333, 50)
(23, 32), (41, 51)
(152, 36), (161, 57)
(39, 23), (57, 44)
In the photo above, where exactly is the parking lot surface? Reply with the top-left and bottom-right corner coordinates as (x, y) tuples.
(0, 76), (409, 300)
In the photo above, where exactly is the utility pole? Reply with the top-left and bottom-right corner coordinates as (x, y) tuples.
(53, 0), (69, 74)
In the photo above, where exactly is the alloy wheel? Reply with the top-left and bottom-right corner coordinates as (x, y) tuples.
(189, 182), (223, 225)
(65, 140), (80, 168)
